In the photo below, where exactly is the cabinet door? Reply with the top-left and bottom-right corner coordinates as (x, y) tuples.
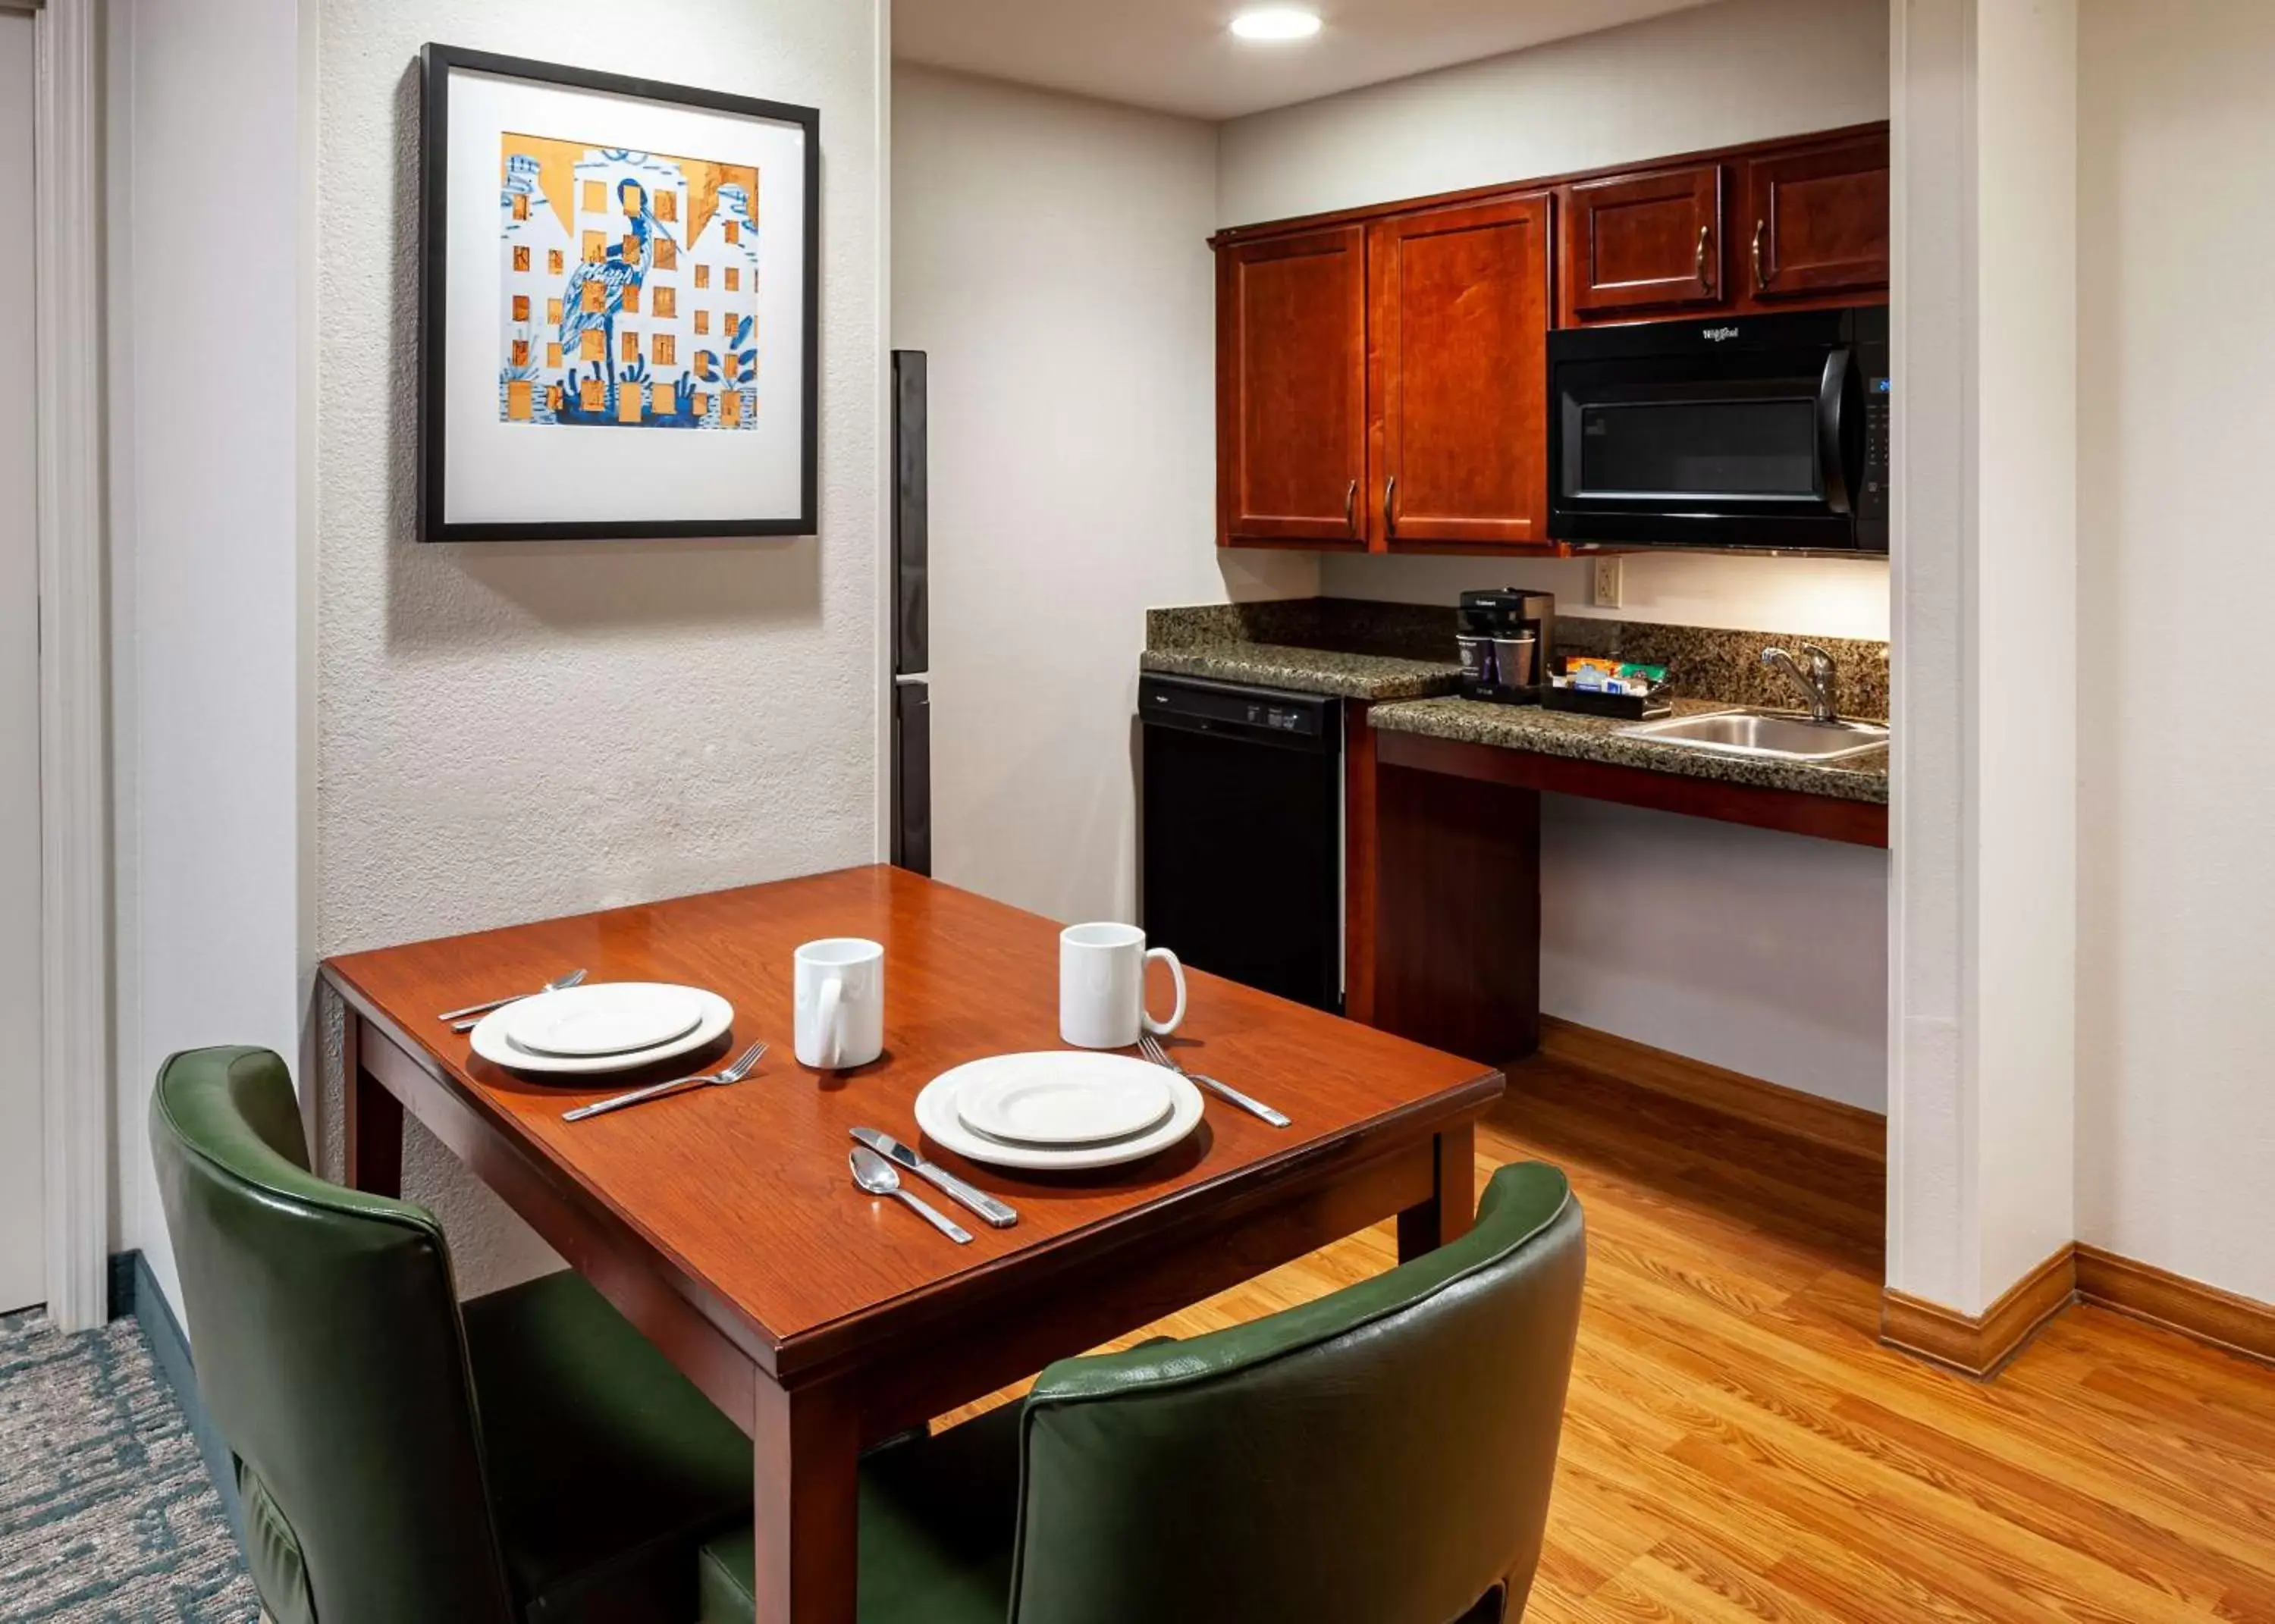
(1216, 227), (1367, 547)
(1559, 163), (1725, 323)
(1371, 193), (1552, 550)
(1741, 133), (1890, 305)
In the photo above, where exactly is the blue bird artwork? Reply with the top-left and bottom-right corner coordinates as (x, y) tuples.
(498, 138), (761, 431)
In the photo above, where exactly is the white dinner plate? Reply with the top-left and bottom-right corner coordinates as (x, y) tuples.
(469, 988), (734, 1077)
(504, 983), (707, 1058)
(917, 1053), (1203, 1171)
(955, 1052), (1174, 1146)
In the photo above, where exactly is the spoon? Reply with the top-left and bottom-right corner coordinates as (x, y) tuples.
(850, 1147), (973, 1244)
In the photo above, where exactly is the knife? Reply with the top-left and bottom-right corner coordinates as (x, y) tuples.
(849, 1127), (1018, 1229)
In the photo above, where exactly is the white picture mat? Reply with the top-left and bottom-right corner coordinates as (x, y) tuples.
(442, 66), (809, 528)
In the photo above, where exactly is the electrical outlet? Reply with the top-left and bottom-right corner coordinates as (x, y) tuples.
(1592, 556), (1624, 609)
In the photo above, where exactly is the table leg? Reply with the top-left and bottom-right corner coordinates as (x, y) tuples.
(752, 1376), (861, 1624)
(1397, 1123), (1477, 1262)
(342, 1015), (403, 1198)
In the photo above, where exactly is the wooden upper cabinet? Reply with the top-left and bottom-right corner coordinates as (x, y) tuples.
(1370, 194), (1552, 550)
(1740, 133), (1890, 306)
(1216, 226), (1367, 547)
(1559, 162), (1725, 323)
(1212, 122), (1886, 556)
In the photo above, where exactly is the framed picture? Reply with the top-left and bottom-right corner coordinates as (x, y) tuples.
(419, 45), (820, 541)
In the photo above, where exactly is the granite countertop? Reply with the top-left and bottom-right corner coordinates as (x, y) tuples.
(1369, 696), (1891, 806)
(1141, 600), (1892, 807)
(1140, 641), (1465, 702)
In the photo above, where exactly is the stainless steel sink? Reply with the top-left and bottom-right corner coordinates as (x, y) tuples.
(1617, 710), (1891, 762)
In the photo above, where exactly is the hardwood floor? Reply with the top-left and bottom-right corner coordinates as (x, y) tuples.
(943, 1045), (2275, 1622)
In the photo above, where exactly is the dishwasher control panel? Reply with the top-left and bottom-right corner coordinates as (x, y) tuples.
(1140, 676), (1333, 747)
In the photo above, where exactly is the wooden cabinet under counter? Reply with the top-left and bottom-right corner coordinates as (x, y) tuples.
(1343, 699), (1887, 1064)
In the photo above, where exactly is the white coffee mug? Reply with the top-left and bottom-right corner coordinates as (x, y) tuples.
(795, 938), (885, 1071)
(1060, 923), (1187, 1050)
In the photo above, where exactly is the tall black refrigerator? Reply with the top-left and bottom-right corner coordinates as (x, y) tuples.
(890, 351), (932, 875)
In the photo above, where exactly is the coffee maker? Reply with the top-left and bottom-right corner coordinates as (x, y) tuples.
(1457, 590), (1556, 705)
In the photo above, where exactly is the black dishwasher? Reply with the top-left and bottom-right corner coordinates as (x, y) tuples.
(1138, 675), (1341, 1012)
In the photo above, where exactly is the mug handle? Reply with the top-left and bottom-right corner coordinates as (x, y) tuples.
(815, 975), (844, 1069)
(1141, 948), (1187, 1036)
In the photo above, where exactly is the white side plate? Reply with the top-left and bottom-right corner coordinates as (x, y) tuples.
(917, 1054), (1203, 1171)
(470, 989), (734, 1077)
(504, 983), (707, 1058)
(954, 1052), (1175, 1146)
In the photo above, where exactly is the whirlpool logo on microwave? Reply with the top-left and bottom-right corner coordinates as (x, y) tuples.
(1702, 326), (1742, 343)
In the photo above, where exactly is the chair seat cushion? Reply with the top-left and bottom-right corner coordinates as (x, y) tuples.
(463, 1270), (754, 1624)
(698, 1399), (1021, 1624)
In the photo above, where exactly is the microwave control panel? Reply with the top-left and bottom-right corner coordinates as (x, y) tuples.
(1859, 375), (1891, 521)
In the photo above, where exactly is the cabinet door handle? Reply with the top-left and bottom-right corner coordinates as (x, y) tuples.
(1752, 220), (1769, 291)
(1696, 225), (1713, 292)
(1345, 479), (1358, 537)
(1382, 476), (1398, 541)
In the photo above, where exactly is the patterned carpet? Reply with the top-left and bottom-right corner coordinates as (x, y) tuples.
(0, 1309), (259, 1621)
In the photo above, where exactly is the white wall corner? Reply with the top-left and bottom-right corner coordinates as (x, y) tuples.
(296, 0), (325, 1127)
(1890, 0), (2079, 1318)
(34, 0), (115, 1334)
(1889, 0), (1976, 1310)
(1969, 0), (2078, 1302)
(874, 0), (896, 867)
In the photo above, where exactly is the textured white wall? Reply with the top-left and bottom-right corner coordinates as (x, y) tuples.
(892, 65), (1312, 927)
(1213, 0), (1894, 1110)
(106, 0), (309, 1319)
(315, 0), (886, 1293)
(2076, 0), (2275, 1306)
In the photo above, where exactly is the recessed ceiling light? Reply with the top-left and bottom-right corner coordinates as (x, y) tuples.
(1230, 7), (1323, 43)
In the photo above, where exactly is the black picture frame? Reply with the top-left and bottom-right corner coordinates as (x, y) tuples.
(417, 44), (821, 542)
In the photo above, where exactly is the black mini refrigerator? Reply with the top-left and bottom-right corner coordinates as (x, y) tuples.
(890, 351), (931, 875)
(1138, 676), (1341, 1013)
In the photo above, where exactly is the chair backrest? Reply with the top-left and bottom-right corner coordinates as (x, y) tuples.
(149, 1046), (517, 1624)
(1011, 1161), (1586, 1624)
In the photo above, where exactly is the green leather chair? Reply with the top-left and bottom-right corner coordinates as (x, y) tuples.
(698, 1161), (1586, 1624)
(149, 1046), (755, 1624)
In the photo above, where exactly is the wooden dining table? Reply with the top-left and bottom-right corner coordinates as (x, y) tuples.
(320, 864), (1504, 1624)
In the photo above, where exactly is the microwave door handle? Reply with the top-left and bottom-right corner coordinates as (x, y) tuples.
(1817, 346), (1856, 516)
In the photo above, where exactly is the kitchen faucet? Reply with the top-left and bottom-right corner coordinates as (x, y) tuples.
(1762, 644), (1842, 726)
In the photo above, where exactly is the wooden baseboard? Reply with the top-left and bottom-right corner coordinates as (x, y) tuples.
(1534, 1016), (1886, 1162)
(1880, 1244), (2079, 1379)
(2076, 1244), (2275, 1368)
(1882, 1244), (2275, 1377)
(1527, 1018), (2275, 1377)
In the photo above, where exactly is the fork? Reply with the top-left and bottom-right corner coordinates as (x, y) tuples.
(1138, 1031), (1291, 1129)
(562, 1042), (769, 1123)
(444, 969), (588, 1030)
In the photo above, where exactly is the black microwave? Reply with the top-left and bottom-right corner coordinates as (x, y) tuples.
(1547, 306), (1888, 553)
